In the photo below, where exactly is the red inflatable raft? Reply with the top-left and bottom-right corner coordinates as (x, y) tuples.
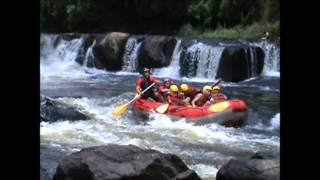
(132, 99), (248, 127)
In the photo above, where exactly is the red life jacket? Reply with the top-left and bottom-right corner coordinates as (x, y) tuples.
(167, 92), (185, 106)
(195, 93), (211, 107)
(136, 76), (157, 98)
(212, 93), (227, 103)
(184, 86), (201, 100)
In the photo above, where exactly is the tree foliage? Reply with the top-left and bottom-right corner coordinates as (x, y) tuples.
(40, 0), (279, 35)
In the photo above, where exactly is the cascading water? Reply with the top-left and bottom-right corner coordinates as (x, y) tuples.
(153, 39), (182, 79)
(121, 37), (142, 72)
(180, 43), (224, 81)
(251, 41), (280, 77)
(83, 40), (96, 68)
(40, 34), (86, 80)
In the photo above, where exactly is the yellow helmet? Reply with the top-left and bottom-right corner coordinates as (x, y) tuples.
(170, 85), (179, 92)
(180, 84), (189, 92)
(202, 85), (212, 92)
(212, 86), (221, 91)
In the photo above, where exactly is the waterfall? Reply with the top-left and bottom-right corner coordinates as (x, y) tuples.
(244, 47), (258, 78)
(121, 37), (142, 72)
(153, 39), (182, 79)
(83, 40), (96, 68)
(40, 34), (88, 80)
(181, 43), (224, 80)
(252, 41), (280, 76)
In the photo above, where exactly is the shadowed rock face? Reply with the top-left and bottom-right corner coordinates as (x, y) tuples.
(216, 46), (264, 82)
(92, 32), (130, 71)
(216, 151), (279, 180)
(53, 144), (202, 180)
(137, 36), (177, 71)
(40, 95), (89, 122)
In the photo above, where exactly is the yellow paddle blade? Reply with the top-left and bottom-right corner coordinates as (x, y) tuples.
(209, 101), (229, 113)
(155, 104), (169, 114)
(112, 103), (130, 116)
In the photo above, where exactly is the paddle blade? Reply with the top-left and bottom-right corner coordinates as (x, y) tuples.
(155, 104), (169, 114)
(112, 103), (129, 116)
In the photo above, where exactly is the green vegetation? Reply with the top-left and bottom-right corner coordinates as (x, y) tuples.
(40, 0), (279, 39)
(178, 21), (279, 39)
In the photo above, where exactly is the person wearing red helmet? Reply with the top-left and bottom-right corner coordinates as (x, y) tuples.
(157, 78), (173, 102)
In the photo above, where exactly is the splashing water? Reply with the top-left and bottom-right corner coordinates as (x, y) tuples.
(251, 41), (280, 77)
(153, 39), (182, 78)
(122, 37), (142, 72)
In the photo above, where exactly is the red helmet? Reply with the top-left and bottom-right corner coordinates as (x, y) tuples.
(164, 78), (172, 84)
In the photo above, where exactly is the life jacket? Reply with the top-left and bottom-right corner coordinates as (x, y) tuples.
(211, 93), (226, 103)
(137, 76), (156, 97)
(184, 86), (201, 99)
(158, 84), (170, 96)
(195, 93), (211, 107)
(167, 92), (185, 106)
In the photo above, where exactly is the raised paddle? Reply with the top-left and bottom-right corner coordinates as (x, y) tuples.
(212, 79), (222, 88)
(112, 83), (156, 117)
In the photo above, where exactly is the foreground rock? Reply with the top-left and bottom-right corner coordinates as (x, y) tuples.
(40, 95), (89, 122)
(53, 144), (202, 180)
(216, 151), (279, 180)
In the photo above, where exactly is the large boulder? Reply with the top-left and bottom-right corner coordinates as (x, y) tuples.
(216, 151), (279, 180)
(137, 36), (177, 70)
(40, 95), (89, 122)
(216, 46), (264, 82)
(53, 144), (202, 180)
(92, 32), (130, 71)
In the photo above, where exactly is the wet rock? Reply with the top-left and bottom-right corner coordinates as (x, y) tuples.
(216, 46), (264, 82)
(93, 32), (130, 71)
(137, 36), (177, 70)
(53, 144), (202, 180)
(40, 95), (89, 122)
(216, 151), (279, 180)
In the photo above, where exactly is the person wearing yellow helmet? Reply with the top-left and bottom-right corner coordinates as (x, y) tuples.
(191, 85), (213, 107)
(180, 84), (201, 105)
(210, 85), (227, 103)
(166, 85), (187, 106)
(136, 67), (162, 101)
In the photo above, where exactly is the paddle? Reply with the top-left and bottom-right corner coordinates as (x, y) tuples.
(212, 79), (222, 87)
(112, 82), (156, 117)
(155, 103), (169, 114)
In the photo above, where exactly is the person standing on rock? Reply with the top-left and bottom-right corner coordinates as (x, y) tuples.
(136, 67), (163, 101)
(261, 31), (271, 40)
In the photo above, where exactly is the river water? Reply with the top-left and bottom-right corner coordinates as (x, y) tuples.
(40, 34), (280, 180)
